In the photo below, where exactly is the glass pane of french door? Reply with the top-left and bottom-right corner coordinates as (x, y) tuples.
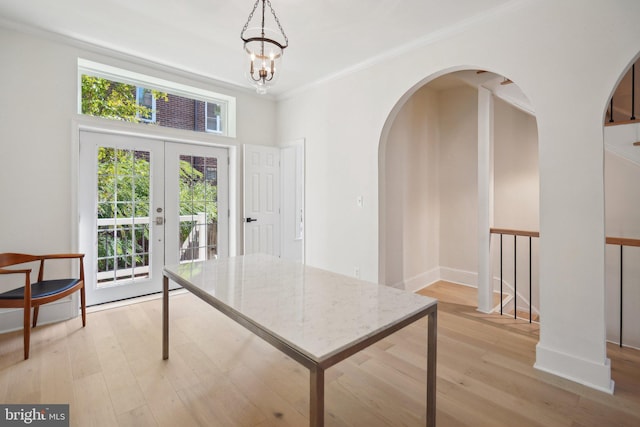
(96, 147), (151, 286)
(165, 143), (228, 266)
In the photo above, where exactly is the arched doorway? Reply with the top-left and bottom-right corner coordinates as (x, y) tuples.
(603, 54), (640, 349)
(379, 69), (540, 322)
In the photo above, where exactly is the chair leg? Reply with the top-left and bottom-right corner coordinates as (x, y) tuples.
(32, 305), (39, 328)
(23, 306), (31, 360)
(80, 284), (86, 327)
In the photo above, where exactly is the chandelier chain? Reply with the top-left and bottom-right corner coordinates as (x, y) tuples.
(241, 0), (260, 38)
(266, 0), (288, 47)
(241, 0), (288, 48)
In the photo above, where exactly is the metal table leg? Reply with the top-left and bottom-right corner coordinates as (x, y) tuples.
(427, 307), (437, 427)
(163, 275), (169, 360)
(310, 365), (325, 426)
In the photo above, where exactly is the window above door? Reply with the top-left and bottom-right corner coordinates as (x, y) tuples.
(78, 58), (236, 137)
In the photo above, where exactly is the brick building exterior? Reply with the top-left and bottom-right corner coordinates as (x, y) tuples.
(155, 93), (208, 132)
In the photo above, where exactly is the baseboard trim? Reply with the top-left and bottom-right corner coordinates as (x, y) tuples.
(0, 295), (78, 334)
(439, 267), (478, 288)
(535, 343), (615, 394)
(401, 268), (440, 292)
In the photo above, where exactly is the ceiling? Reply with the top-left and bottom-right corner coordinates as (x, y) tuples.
(0, 0), (520, 96)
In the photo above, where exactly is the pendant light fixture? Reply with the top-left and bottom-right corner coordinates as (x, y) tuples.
(241, 0), (289, 94)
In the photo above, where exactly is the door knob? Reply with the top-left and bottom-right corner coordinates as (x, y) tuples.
(245, 217), (257, 223)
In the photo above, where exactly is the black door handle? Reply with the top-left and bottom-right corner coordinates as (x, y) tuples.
(245, 217), (257, 223)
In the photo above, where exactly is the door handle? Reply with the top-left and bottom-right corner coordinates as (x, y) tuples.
(156, 217), (165, 225)
(245, 217), (257, 223)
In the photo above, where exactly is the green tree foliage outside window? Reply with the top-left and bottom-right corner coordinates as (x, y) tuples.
(81, 75), (168, 122)
(96, 150), (219, 275)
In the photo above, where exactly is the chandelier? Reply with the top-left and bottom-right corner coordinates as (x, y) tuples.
(241, 0), (289, 94)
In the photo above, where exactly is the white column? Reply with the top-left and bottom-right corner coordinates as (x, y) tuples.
(534, 118), (613, 394)
(477, 87), (494, 313)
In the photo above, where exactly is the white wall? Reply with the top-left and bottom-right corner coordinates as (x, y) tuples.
(438, 86), (479, 276)
(0, 25), (277, 327)
(277, 0), (640, 392)
(493, 98), (539, 230)
(383, 85), (439, 290)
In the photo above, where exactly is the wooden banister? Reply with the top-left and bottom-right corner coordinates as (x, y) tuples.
(604, 118), (638, 127)
(606, 236), (640, 247)
(490, 228), (539, 238)
(490, 228), (640, 247)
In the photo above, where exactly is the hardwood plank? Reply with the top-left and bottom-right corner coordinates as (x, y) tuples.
(116, 404), (158, 427)
(226, 363), (308, 426)
(72, 372), (119, 427)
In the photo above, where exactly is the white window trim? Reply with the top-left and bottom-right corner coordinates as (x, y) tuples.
(136, 87), (157, 123)
(205, 102), (223, 134)
(78, 58), (236, 138)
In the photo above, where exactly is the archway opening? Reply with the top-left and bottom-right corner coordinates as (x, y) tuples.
(603, 55), (640, 350)
(379, 69), (540, 324)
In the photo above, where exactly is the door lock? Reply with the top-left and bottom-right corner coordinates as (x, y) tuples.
(156, 217), (165, 225)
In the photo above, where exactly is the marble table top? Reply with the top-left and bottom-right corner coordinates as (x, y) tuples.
(163, 254), (437, 364)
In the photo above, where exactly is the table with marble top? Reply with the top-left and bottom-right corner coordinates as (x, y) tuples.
(162, 254), (437, 427)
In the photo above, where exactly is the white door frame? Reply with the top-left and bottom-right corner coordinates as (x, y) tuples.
(280, 139), (305, 262)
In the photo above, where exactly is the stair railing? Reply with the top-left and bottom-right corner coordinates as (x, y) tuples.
(490, 228), (539, 323)
(491, 229), (640, 344)
(607, 62), (637, 124)
(606, 236), (640, 347)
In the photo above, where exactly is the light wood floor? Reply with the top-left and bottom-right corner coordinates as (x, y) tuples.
(0, 282), (638, 426)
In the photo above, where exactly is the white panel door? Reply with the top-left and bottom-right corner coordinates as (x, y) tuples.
(244, 145), (281, 256)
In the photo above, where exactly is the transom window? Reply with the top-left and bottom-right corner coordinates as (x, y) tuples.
(78, 58), (236, 138)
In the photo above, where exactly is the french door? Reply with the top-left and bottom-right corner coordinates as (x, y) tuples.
(79, 131), (228, 305)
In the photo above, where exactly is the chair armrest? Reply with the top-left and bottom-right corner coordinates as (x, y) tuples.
(0, 267), (32, 275)
(0, 267), (33, 300)
(38, 254), (85, 282)
(41, 254), (85, 260)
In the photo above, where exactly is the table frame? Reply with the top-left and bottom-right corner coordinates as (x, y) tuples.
(162, 269), (437, 427)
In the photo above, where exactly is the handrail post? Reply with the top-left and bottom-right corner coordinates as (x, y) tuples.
(609, 98), (614, 123)
(631, 64), (636, 121)
(529, 236), (532, 323)
(514, 235), (517, 320)
(620, 245), (623, 347)
(500, 234), (503, 315)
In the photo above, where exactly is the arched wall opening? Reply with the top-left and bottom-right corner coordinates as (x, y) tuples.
(379, 68), (541, 322)
(603, 52), (640, 350)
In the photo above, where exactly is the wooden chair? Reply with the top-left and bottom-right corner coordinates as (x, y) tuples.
(0, 253), (86, 359)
